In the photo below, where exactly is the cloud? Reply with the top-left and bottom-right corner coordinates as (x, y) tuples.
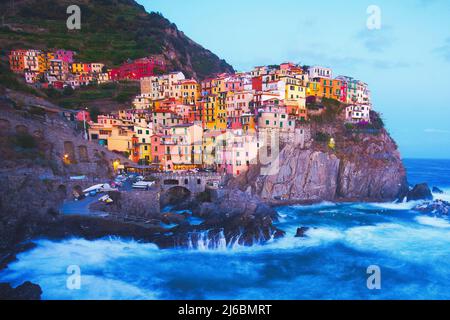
(434, 38), (450, 62)
(290, 49), (410, 72)
(424, 128), (450, 134)
(371, 59), (411, 70)
(416, 0), (444, 7)
(356, 27), (394, 53)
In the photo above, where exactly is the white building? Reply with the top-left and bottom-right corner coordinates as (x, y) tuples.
(89, 63), (105, 74)
(133, 95), (152, 110)
(24, 49), (42, 72)
(308, 66), (333, 79)
(345, 104), (371, 123)
(24, 71), (38, 84)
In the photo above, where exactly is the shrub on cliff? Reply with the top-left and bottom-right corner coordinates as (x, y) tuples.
(370, 111), (385, 129)
(315, 132), (331, 143)
(13, 133), (37, 149)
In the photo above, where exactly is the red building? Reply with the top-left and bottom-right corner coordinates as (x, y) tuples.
(252, 76), (263, 91)
(131, 136), (140, 163)
(52, 81), (64, 89)
(339, 81), (348, 103)
(110, 57), (166, 81)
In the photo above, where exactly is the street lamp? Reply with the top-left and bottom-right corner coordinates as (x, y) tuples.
(82, 107), (88, 140)
(113, 160), (120, 172)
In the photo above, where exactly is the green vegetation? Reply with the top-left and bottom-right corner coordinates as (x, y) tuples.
(0, 0), (233, 79)
(49, 82), (139, 109)
(13, 133), (37, 149)
(314, 132), (331, 143)
(89, 106), (101, 123)
(369, 111), (385, 129)
(308, 98), (344, 123)
(0, 62), (39, 96)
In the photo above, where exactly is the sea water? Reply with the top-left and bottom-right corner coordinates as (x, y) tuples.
(0, 159), (449, 300)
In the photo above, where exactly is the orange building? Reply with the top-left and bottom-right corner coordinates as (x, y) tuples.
(331, 79), (343, 101)
(9, 50), (27, 73)
(308, 78), (341, 101)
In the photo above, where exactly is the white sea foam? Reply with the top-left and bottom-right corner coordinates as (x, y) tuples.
(356, 200), (420, 211)
(343, 222), (450, 266)
(433, 188), (450, 202)
(415, 216), (450, 228)
(291, 201), (337, 210)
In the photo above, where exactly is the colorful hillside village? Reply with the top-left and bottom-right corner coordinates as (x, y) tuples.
(8, 49), (373, 176)
(8, 49), (165, 88)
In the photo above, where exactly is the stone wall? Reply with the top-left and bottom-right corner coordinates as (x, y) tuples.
(0, 107), (131, 179)
(92, 190), (160, 219)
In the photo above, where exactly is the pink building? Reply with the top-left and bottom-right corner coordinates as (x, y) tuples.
(225, 77), (244, 92)
(215, 132), (258, 177)
(150, 134), (164, 164)
(76, 110), (91, 122)
(55, 50), (75, 64)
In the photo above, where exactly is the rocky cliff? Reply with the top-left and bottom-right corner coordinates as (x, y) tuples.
(231, 120), (408, 203)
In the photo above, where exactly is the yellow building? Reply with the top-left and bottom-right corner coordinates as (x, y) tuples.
(307, 81), (323, 97)
(202, 94), (218, 130)
(107, 127), (134, 157)
(139, 143), (152, 163)
(38, 53), (47, 73)
(215, 92), (228, 130)
(202, 93), (227, 131)
(180, 80), (201, 105)
(211, 78), (224, 95)
(281, 75), (307, 108)
(71, 63), (85, 74)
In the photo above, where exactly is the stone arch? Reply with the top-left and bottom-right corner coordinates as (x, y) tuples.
(0, 119), (11, 133)
(15, 124), (29, 134)
(165, 186), (192, 204)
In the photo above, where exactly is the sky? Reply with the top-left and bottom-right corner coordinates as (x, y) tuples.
(140, 0), (450, 159)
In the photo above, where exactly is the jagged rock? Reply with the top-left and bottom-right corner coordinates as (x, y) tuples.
(407, 183), (433, 201)
(295, 227), (310, 238)
(432, 187), (444, 194)
(231, 128), (408, 202)
(0, 281), (42, 300)
(183, 188), (284, 246)
(413, 200), (450, 215)
(161, 212), (186, 225)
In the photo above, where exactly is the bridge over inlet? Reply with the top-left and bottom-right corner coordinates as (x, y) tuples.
(151, 172), (225, 194)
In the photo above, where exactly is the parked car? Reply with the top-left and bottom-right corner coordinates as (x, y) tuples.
(132, 181), (155, 190)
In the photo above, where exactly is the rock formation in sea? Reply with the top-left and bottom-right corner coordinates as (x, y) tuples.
(413, 200), (450, 216)
(0, 281), (42, 300)
(406, 183), (433, 201)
